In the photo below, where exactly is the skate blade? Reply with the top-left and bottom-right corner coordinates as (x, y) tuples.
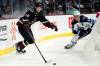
(16, 51), (26, 55)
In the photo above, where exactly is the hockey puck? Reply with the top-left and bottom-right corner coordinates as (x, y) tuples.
(52, 63), (56, 65)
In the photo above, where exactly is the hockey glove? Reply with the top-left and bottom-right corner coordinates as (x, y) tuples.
(43, 22), (58, 31)
(72, 30), (78, 34)
(50, 23), (58, 31)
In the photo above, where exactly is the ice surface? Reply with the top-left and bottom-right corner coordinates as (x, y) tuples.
(0, 36), (100, 66)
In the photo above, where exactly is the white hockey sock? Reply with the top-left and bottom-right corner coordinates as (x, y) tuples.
(71, 34), (79, 43)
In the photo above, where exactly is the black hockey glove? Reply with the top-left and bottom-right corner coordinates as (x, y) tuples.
(50, 23), (58, 31)
(43, 22), (58, 31)
(73, 30), (78, 34)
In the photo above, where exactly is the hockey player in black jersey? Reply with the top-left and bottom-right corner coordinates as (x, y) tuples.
(65, 11), (96, 49)
(16, 3), (58, 53)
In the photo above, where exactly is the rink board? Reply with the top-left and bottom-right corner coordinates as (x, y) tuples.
(0, 14), (96, 56)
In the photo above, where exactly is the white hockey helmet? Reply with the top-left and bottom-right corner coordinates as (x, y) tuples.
(73, 10), (80, 16)
(73, 10), (80, 21)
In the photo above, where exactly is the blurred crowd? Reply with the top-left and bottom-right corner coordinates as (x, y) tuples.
(80, 0), (100, 13)
(0, 0), (100, 18)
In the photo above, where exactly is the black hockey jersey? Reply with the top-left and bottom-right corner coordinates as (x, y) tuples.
(17, 9), (49, 26)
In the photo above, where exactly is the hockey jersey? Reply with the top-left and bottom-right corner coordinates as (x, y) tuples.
(72, 15), (96, 33)
(17, 9), (49, 26)
(80, 15), (96, 28)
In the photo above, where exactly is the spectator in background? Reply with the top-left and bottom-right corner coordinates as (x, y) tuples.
(4, 5), (12, 14)
(80, 0), (94, 13)
(56, 0), (66, 15)
(94, 0), (100, 12)
(61, 0), (66, 14)
(54, 0), (66, 15)
(0, 8), (1, 18)
(45, 0), (54, 15)
(66, 0), (80, 15)
(0, 13), (1, 17)
(25, 0), (35, 9)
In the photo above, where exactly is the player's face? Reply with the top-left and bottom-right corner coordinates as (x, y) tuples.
(74, 15), (80, 22)
(36, 7), (42, 13)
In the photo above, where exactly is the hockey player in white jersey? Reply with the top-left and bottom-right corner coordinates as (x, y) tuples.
(65, 11), (96, 49)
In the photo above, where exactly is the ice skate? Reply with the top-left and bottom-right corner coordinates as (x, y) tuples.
(15, 41), (26, 54)
(65, 41), (77, 49)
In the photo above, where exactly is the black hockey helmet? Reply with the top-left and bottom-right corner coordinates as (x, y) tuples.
(35, 3), (42, 7)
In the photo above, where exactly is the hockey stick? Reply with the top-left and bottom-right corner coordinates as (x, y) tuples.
(34, 42), (52, 63)
(34, 42), (48, 63)
(26, 29), (51, 63)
